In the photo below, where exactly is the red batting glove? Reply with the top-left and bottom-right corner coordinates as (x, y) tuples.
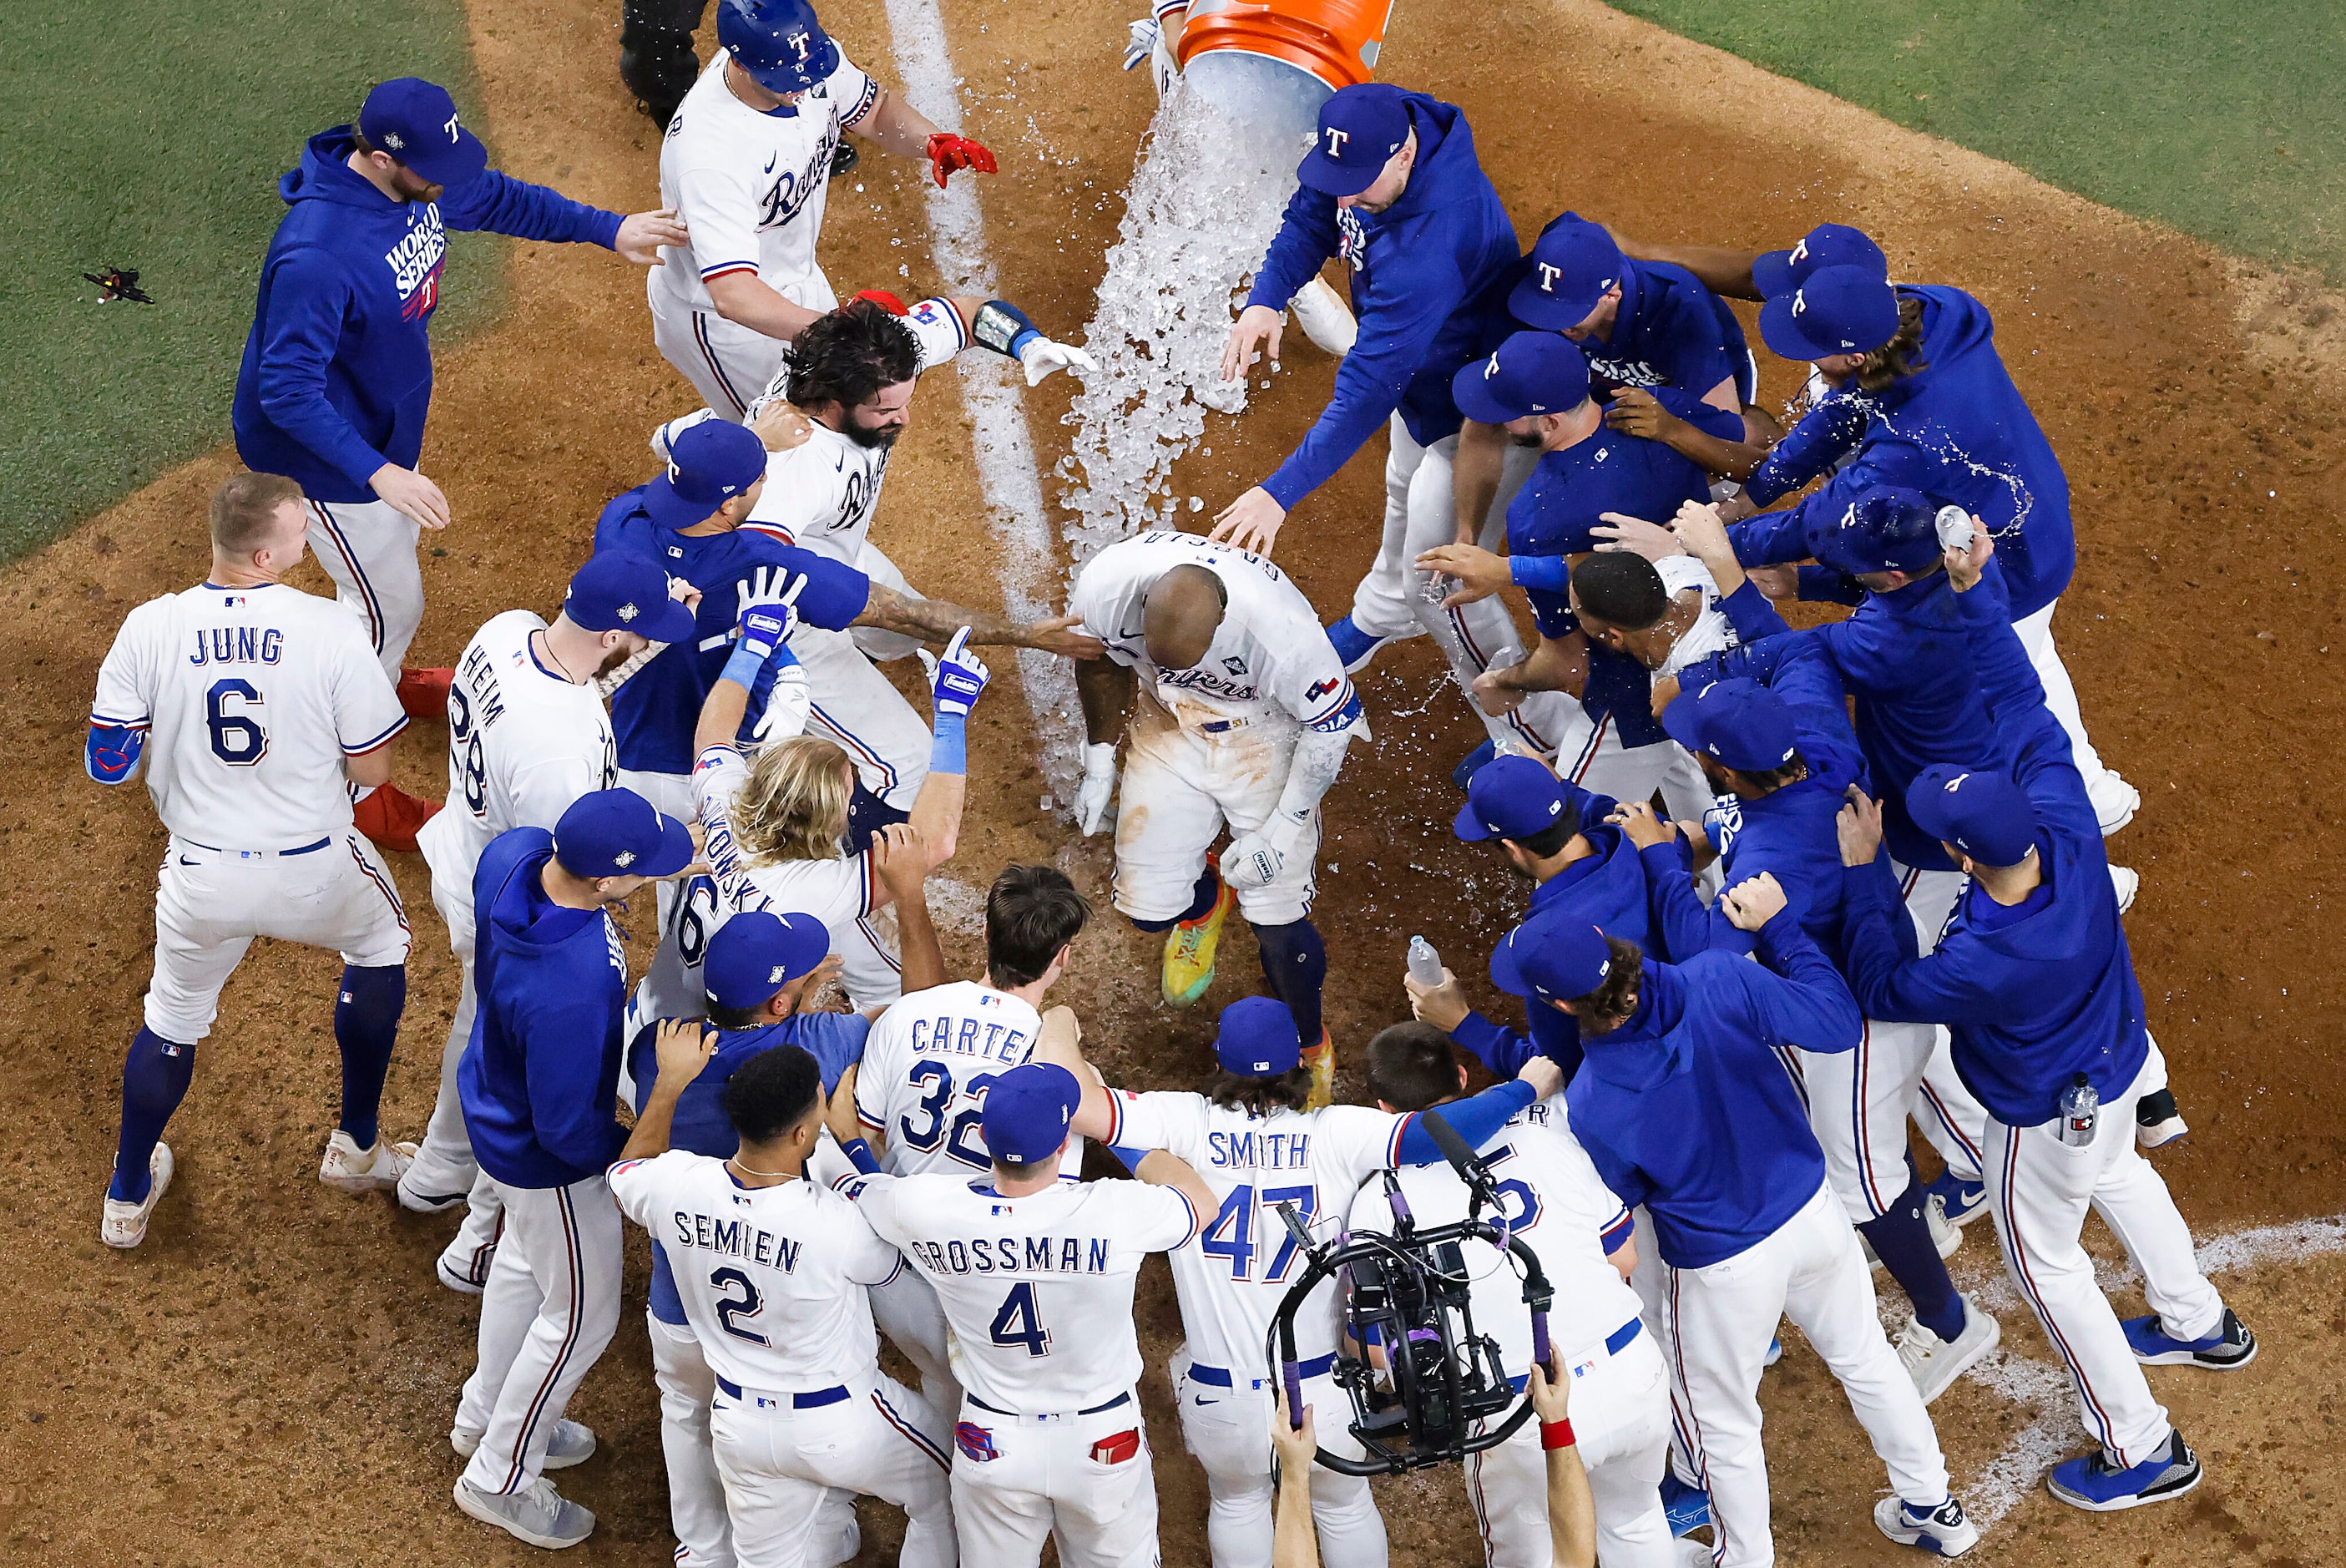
(925, 132), (998, 189)
(851, 289), (909, 316)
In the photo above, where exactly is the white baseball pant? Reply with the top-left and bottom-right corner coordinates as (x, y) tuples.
(652, 1312), (740, 1568)
(649, 277), (805, 422)
(1984, 1039), (2224, 1467)
(870, 1267), (966, 1424)
(795, 621), (932, 816)
(2010, 599), (2136, 832)
(144, 832), (410, 1044)
(1551, 711), (1716, 827)
(304, 496), (426, 680)
(1167, 1348), (1385, 1568)
(1893, 863), (1995, 1185)
(848, 543), (925, 664)
(1467, 1325), (1676, 1568)
(712, 1369), (956, 1568)
(453, 1173), (624, 1496)
(1113, 693), (1320, 928)
(407, 871), (505, 1285)
(1665, 1182), (1951, 1568)
(1795, 1017), (1943, 1223)
(949, 1391), (1159, 1568)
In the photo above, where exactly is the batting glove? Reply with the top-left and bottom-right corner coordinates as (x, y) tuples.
(1017, 335), (1100, 387)
(1221, 832), (1285, 891)
(1076, 742), (1119, 835)
(925, 133), (998, 190)
(932, 627), (992, 717)
(741, 660), (811, 749)
(1121, 17), (1160, 69)
(737, 602), (798, 660)
(650, 407), (719, 464)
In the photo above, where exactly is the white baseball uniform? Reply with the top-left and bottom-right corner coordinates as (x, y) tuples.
(406, 610), (618, 1280)
(1889, 862), (1995, 1187)
(650, 48), (881, 417)
(92, 581), (412, 1045)
(303, 495), (427, 679)
(1070, 531), (1363, 927)
(1101, 1090), (1413, 1568)
(1347, 1099), (1676, 1568)
(609, 1150), (953, 1568)
(851, 1172), (1203, 1568)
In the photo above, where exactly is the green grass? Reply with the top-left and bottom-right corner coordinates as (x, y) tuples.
(1, 1), (504, 559)
(1605, 0), (2346, 280)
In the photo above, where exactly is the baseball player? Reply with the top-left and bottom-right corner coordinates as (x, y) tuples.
(449, 787), (697, 1549)
(615, 985), (954, 1568)
(1067, 531), (1364, 1103)
(394, 554), (686, 1291)
(1348, 1027), (1675, 1568)
(1209, 84), (1522, 680)
(231, 76), (683, 747)
(1836, 534), (2251, 1514)
(90, 471), (417, 1249)
(1062, 999), (1560, 1568)
(648, 0), (997, 418)
(842, 1063), (1218, 1568)
(1514, 905), (1981, 1563)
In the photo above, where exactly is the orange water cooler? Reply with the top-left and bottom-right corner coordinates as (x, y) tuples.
(1173, 0), (1398, 136)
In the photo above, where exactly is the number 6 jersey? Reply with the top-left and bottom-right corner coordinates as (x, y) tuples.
(91, 580), (407, 848)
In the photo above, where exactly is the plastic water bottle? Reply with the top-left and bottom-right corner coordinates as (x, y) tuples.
(2057, 1072), (2100, 1148)
(1406, 936), (1443, 989)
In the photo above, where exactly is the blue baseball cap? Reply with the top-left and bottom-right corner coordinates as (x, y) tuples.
(1214, 996), (1303, 1076)
(1807, 484), (1942, 577)
(981, 1063), (1082, 1168)
(553, 788), (695, 881)
(1490, 907), (1615, 1003)
(1296, 84), (1413, 198)
(1454, 755), (1581, 844)
(1758, 265), (1899, 362)
(564, 552), (698, 643)
(1906, 765), (2038, 867)
(1451, 331), (1591, 425)
(1661, 678), (1800, 772)
(1509, 217), (1625, 330)
(641, 417), (768, 529)
(1752, 223), (1888, 298)
(358, 78), (488, 191)
(704, 910), (832, 1011)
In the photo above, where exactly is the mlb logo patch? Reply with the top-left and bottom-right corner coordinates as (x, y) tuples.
(954, 1423), (1000, 1463)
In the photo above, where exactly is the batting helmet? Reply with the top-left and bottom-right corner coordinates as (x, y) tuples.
(717, 0), (840, 95)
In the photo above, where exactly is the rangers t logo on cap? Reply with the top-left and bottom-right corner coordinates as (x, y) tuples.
(1535, 262), (1561, 293)
(1324, 127), (1351, 155)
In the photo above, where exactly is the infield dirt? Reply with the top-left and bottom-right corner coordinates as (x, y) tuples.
(3, 0), (2340, 1563)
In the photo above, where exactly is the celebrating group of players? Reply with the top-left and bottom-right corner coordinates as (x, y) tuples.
(80, 1), (2253, 1564)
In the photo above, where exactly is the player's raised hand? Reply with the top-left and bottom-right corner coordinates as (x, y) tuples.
(1670, 498), (1733, 558)
(1943, 516), (1994, 592)
(1019, 614), (1108, 659)
(615, 207), (690, 265)
(932, 627), (991, 716)
(1414, 542), (1510, 606)
(1077, 741), (1119, 835)
(796, 953), (847, 1014)
(1590, 512), (1685, 564)
(737, 592), (801, 660)
(369, 462), (451, 530)
(1515, 1055), (1565, 1100)
(1721, 872), (1790, 931)
(653, 1019), (720, 1087)
(1472, 665), (1527, 717)
(1836, 785), (1885, 867)
(1220, 303), (1286, 384)
(1607, 799), (1679, 851)
(1018, 334), (1100, 386)
(925, 133), (997, 189)
(870, 821), (932, 897)
(825, 1063), (863, 1145)
(1600, 386), (1682, 444)
(1210, 487), (1287, 555)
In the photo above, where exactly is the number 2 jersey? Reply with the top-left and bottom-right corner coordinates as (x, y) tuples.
(90, 580), (407, 847)
(853, 981), (1085, 1177)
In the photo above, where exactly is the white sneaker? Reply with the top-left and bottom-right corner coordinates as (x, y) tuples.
(1897, 1294), (2001, 1404)
(101, 1143), (175, 1249)
(319, 1130), (417, 1194)
(436, 1249), (491, 1296)
(454, 1476), (594, 1549)
(2094, 771), (2141, 836)
(1289, 276), (1358, 357)
(453, 1418), (597, 1470)
(1873, 1494), (1980, 1555)
(2109, 865), (2140, 913)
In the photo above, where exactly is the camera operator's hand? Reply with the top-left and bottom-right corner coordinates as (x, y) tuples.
(1528, 1351), (1574, 1424)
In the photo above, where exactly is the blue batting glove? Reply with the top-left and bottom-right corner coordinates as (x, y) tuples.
(932, 627), (990, 718)
(737, 603), (796, 660)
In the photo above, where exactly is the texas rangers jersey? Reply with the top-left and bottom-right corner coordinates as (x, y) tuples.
(417, 609), (617, 895)
(1347, 1097), (1640, 1378)
(91, 581), (406, 848)
(1103, 1093), (1418, 1373)
(852, 1172), (1201, 1411)
(650, 48), (879, 317)
(854, 982), (1080, 1178)
(609, 1150), (903, 1391)
(1069, 531), (1358, 734)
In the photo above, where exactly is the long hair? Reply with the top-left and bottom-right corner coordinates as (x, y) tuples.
(1568, 938), (1646, 1034)
(1854, 294), (1929, 394)
(734, 736), (856, 864)
(1204, 1066), (1315, 1118)
(786, 299), (923, 412)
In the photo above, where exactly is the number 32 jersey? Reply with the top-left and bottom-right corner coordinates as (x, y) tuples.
(91, 581), (407, 848)
(854, 981), (1084, 1178)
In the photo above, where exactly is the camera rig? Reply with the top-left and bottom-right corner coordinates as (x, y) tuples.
(1265, 1106), (1555, 1475)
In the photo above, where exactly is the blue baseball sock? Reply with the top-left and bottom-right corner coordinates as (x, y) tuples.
(1858, 1177), (1965, 1342)
(334, 964), (407, 1149)
(1251, 918), (1328, 1045)
(1127, 864), (1224, 933)
(111, 1026), (196, 1202)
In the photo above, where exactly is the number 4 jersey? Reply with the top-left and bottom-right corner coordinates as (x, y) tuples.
(855, 981), (1085, 1178)
(91, 580), (407, 847)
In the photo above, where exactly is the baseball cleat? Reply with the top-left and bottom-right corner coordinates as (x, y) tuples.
(396, 666), (454, 721)
(1288, 276), (1358, 357)
(437, 1248), (492, 1296)
(1658, 1471), (1711, 1536)
(2093, 771), (2141, 837)
(2123, 1308), (2256, 1369)
(1924, 1168), (1990, 1227)
(1763, 1335), (1782, 1368)
(319, 1130), (417, 1194)
(455, 1475), (596, 1549)
(1872, 1495), (1979, 1556)
(2108, 864), (2139, 913)
(101, 1142), (175, 1249)
(1302, 1030), (1334, 1112)
(453, 1418), (596, 1470)
(1323, 615), (1398, 674)
(1160, 865), (1235, 1007)
(1896, 1294), (2000, 1404)
(2046, 1430), (2202, 1512)
(352, 781), (442, 853)
(397, 1171), (472, 1215)
(2134, 1087), (2189, 1149)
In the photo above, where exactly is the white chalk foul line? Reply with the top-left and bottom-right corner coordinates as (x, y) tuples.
(881, 0), (1083, 797)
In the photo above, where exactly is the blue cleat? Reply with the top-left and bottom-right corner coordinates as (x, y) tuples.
(1924, 1167), (1989, 1228)
(2047, 1430), (2202, 1512)
(1325, 614), (1397, 673)
(2123, 1308), (2256, 1369)
(1451, 737), (1498, 791)
(1763, 1335), (1783, 1368)
(1659, 1471), (1711, 1537)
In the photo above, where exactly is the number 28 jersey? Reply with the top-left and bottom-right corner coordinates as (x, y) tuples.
(854, 981), (1084, 1177)
(90, 581), (407, 848)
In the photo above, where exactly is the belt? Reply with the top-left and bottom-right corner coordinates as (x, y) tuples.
(715, 1376), (850, 1409)
(176, 835), (331, 861)
(966, 1389), (1130, 1419)
(1189, 1353), (1337, 1389)
(1196, 717), (1248, 734)
(1504, 1317), (1644, 1393)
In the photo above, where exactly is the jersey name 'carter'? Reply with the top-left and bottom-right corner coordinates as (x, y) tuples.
(903, 1012), (1031, 1063)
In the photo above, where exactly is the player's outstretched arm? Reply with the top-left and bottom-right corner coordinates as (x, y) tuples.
(1134, 1148), (1218, 1220)
(693, 604), (805, 752)
(706, 270), (829, 346)
(850, 85), (996, 187)
(1073, 655), (1135, 835)
(1451, 418), (1510, 546)
(890, 630), (988, 890)
(855, 584), (1105, 659)
(872, 824), (948, 990)
(1528, 1354), (1598, 1568)
(616, 1021), (719, 1164)
(1605, 228), (1763, 302)
(1222, 700), (1360, 893)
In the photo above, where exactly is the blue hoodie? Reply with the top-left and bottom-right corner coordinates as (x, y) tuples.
(1565, 919), (1861, 1269)
(1735, 286), (2075, 620)
(233, 128), (624, 503)
(1838, 579), (2147, 1126)
(1245, 94), (1520, 508)
(459, 827), (631, 1189)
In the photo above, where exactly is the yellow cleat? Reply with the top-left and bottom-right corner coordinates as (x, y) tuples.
(1302, 1030), (1334, 1111)
(1161, 866), (1236, 1007)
